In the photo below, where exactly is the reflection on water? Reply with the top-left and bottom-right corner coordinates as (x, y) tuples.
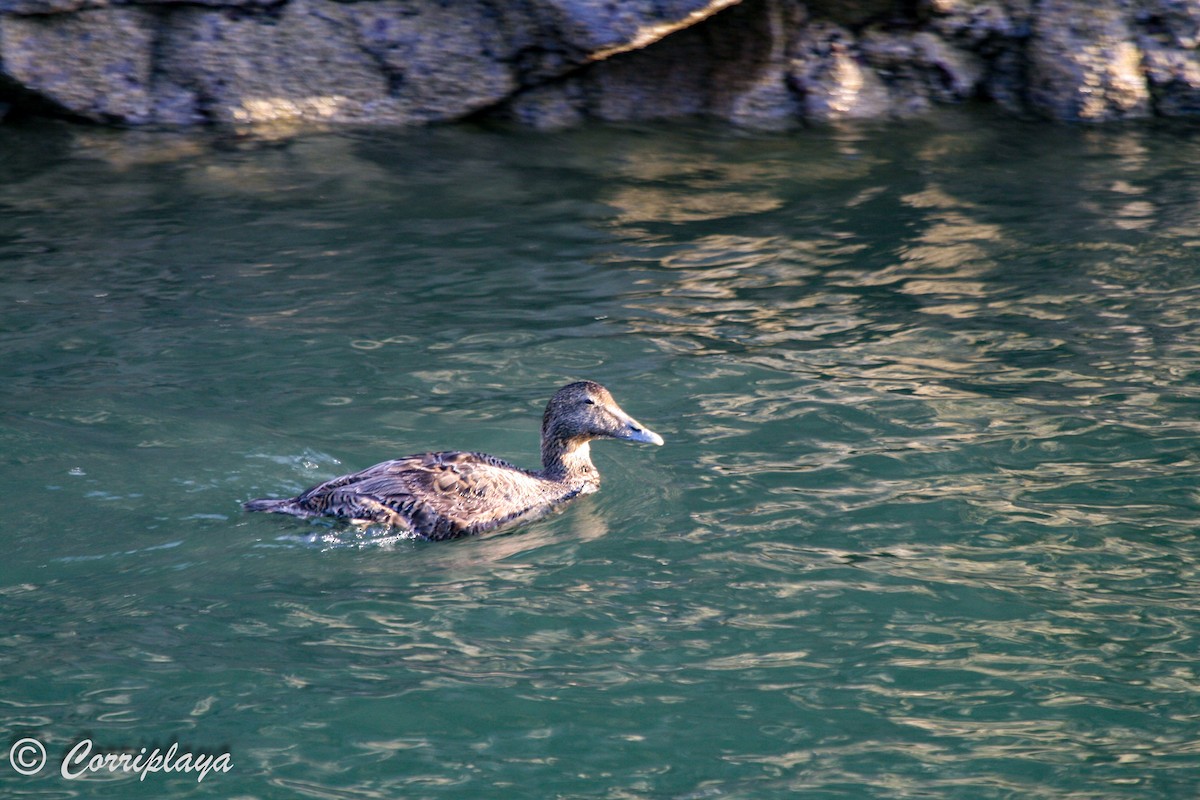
(2, 111), (1200, 798)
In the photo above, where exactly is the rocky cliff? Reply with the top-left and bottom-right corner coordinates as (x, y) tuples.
(0, 0), (1197, 128)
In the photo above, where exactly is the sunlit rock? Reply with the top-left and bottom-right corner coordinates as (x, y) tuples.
(0, 0), (747, 127)
(1027, 0), (1151, 121)
(1143, 45), (1200, 115)
(1140, 0), (1200, 118)
(155, 0), (527, 126)
(789, 22), (894, 121)
(0, 7), (156, 123)
(2, 0), (1200, 127)
(158, 3), (388, 126)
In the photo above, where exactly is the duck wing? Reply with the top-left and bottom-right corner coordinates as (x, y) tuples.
(289, 451), (577, 539)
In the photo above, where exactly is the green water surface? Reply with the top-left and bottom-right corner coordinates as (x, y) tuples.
(2, 111), (1200, 798)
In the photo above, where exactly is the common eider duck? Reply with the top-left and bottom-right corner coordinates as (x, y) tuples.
(243, 381), (663, 540)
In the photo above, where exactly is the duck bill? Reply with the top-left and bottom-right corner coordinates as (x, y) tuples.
(615, 412), (665, 446)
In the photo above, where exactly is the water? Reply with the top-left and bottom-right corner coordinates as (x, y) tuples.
(3, 110), (1200, 798)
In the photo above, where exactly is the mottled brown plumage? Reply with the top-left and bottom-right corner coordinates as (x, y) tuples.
(243, 381), (663, 540)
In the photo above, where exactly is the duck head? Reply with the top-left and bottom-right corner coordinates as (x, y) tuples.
(543, 380), (664, 446)
(540, 381), (663, 480)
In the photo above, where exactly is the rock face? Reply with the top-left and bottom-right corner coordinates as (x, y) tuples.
(1026, 0), (1150, 120)
(0, 0), (744, 125)
(1, 0), (1199, 127)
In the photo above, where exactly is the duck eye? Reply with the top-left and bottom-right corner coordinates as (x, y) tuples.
(583, 398), (596, 406)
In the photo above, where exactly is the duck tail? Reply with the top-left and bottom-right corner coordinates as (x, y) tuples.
(243, 497), (298, 514)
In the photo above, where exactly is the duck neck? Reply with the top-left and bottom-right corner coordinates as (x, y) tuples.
(540, 436), (599, 488)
